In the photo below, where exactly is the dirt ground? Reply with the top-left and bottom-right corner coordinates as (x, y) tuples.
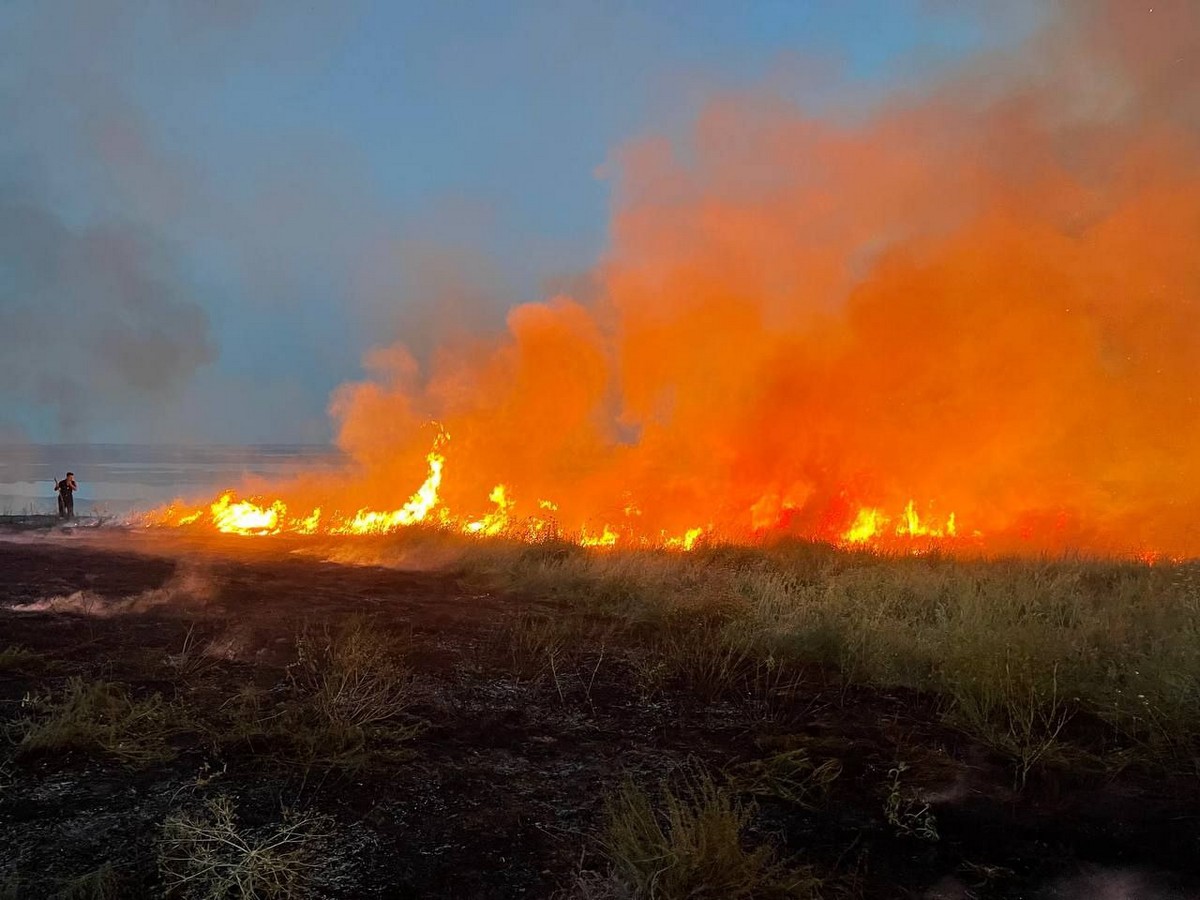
(0, 528), (1197, 899)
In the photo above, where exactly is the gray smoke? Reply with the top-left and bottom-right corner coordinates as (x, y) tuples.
(0, 184), (215, 438)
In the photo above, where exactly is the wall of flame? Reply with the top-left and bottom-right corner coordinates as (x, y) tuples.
(151, 2), (1200, 557)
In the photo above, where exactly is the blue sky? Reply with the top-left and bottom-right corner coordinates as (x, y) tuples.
(0, 0), (1039, 444)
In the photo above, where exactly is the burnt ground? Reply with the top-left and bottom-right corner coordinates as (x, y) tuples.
(0, 530), (1198, 899)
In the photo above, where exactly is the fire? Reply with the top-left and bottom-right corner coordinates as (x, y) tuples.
(464, 484), (511, 536)
(842, 508), (885, 544)
(210, 493), (285, 535)
(665, 527), (705, 551)
(579, 524), (619, 548)
(895, 502), (956, 539)
(842, 502), (960, 547)
(143, 5), (1200, 560)
(332, 442), (446, 535)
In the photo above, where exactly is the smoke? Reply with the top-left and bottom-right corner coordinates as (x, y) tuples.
(327, 1), (1200, 555)
(11, 563), (217, 617)
(0, 184), (215, 438)
(0, 0), (356, 442)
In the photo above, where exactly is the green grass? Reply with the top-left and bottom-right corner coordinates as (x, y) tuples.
(882, 762), (939, 842)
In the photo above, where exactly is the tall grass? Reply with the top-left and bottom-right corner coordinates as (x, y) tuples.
(460, 539), (1200, 775)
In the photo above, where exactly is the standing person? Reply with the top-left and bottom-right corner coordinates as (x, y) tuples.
(54, 472), (78, 520)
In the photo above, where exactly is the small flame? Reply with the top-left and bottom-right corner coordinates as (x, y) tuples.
(842, 508), (885, 544)
(210, 493), (285, 535)
(464, 484), (511, 536)
(580, 524), (619, 548)
(664, 526), (705, 551)
(842, 501), (960, 546)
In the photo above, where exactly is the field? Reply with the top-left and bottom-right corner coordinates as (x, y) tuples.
(0, 528), (1198, 898)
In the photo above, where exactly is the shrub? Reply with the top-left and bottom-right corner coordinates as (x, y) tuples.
(159, 796), (329, 899)
(944, 659), (1075, 788)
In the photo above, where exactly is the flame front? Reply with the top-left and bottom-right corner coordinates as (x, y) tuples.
(150, 434), (971, 553)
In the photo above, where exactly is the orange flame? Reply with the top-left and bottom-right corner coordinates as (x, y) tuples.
(144, 5), (1200, 560)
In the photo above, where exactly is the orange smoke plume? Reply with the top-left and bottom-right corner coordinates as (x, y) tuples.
(155, 2), (1200, 557)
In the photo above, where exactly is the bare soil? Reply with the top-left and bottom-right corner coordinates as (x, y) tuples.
(0, 529), (1197, 898)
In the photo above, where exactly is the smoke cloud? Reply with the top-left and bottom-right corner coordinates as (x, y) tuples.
(0, 184), (215, 438)
(327, 1), (1200, 555)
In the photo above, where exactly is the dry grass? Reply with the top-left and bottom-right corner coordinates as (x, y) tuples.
(212, 618), (418, 769)
(288, 618), (415, 731)
(945, 659), (1076, 788)
(159, 795), (330, 899)
(597, 770), (820, 899)
(51, 863), (122, 900)
(16, 677), (177, 764)
(459, 541), (1200, 772)
(727, 749), (842, 808)
(0, 645), (42, 673)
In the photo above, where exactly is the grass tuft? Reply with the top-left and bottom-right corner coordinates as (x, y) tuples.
(51, 863), (122, 900)
(288, 618), (415, 731)
(728, 749), (842, 809)
(213, 618), (418, 768)
(598, 770), (819, 899)
(16, 677), (176, 764)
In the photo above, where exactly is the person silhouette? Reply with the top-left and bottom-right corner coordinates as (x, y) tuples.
(54, 472), (78, 520)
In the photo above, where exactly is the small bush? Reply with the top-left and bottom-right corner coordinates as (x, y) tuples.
(599, 770), (818, 899)
(17, 677), (176, 764)
(159, 795), (330, 899)
(945, 660), (1075, 788)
